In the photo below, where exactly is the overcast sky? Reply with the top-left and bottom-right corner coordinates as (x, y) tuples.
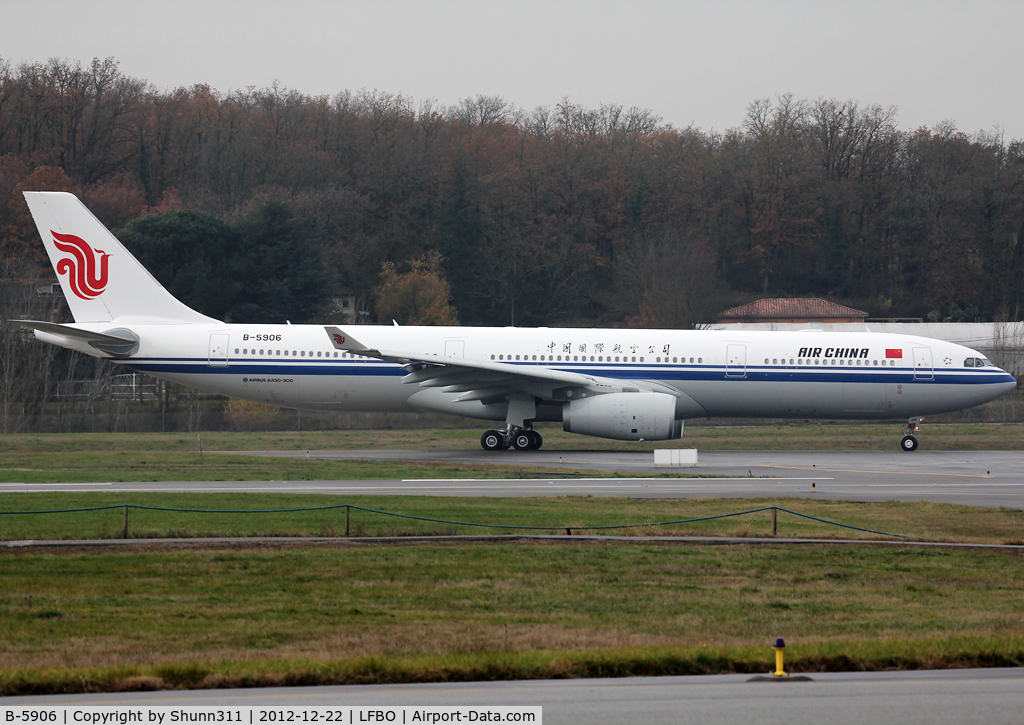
(3, 0), (1022, 140)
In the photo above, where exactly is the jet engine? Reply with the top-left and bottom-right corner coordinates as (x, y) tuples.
(562, 392), (683, 441)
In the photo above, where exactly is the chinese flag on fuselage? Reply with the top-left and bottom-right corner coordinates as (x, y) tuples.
(885, 349), (903, 358)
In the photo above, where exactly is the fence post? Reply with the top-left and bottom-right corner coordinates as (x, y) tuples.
(122, 505), (129, 539)
(771, 507), (777, 536)
(345, 505), (350, 537)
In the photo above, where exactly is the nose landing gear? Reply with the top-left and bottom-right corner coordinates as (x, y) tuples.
(480, 426), (543, 451)
(901, 417), (921, 451)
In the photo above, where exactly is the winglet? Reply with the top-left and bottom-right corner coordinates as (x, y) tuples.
(325, 326), (378, 354)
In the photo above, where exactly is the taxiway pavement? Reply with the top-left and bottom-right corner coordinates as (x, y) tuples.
(5, 669), (1024, 725)
(6, 449), (1019, 507)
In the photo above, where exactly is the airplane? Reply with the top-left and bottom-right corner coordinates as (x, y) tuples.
(12, 191), (1018, 452)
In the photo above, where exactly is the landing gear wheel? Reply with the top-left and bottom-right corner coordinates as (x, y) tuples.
(901, 435), (919, 452)
(511, 431), (534, 451)
(481, 430), (506, 451)
(529, 431), (543, 450)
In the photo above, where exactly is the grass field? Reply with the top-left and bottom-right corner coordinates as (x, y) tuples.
(1, 541), (1023, 695)
(2, 426), (1024, 695)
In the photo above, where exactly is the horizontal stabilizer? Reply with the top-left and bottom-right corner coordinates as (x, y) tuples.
(11, 320), (139, 357)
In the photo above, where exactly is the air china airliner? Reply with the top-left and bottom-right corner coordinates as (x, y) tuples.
(14, 192), (1018, 452)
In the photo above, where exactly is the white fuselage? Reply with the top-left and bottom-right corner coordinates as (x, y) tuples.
(39, 323), (1018, 423)
(23, 190), (1017, 446)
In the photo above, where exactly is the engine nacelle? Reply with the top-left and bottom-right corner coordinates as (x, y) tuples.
(563, 392), (683, 441)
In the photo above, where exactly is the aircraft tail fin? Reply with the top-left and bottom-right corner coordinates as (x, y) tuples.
(22, 191), (216, 324)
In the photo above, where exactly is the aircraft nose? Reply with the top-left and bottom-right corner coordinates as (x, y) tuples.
(998, 374), (1018, 394)
(992, 367), (1018, 394)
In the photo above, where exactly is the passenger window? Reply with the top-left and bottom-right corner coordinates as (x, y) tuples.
(772, 358), (777, 364)
(234, 348), (239, 354)
(697, 358), (702, 363)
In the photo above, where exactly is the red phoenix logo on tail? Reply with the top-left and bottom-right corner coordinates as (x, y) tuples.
(333, 333), (346, 345)
(52, 231), (110, 300)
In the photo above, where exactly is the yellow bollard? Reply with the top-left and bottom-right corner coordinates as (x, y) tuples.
(773, 637), (788, 677)
(746, 636), (811, 681)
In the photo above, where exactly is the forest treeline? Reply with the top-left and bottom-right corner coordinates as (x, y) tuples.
(2, 56), (1024, 329)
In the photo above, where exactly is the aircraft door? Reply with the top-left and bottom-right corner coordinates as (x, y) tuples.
(444, 340), (465, 358)
(913, 347), (933, 380)
(208, 333), (230, 367)
(725, 344), (746, 378)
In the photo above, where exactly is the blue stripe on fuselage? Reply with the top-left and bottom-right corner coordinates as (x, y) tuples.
(119, 358), (1013, 386)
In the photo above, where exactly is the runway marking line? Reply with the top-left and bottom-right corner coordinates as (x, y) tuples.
(761, 465), (992, 479)
(401, 477), (832, 482)
(5, 482), (113, 486)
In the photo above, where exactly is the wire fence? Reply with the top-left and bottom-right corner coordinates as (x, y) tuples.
(0, 502), (906, 539)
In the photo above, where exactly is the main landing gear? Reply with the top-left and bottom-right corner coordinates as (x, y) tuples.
(480, 426), (543, 451)
(900, 417), (921, 452)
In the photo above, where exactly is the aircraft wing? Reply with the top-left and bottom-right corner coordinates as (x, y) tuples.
(324, 326), (658, 404)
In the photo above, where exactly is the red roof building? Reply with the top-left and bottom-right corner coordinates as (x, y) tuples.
(717, 298), (869, 324)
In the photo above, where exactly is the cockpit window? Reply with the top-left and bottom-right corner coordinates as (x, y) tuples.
(981, 357), (995, 367)
(964, 358), (975, 367)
